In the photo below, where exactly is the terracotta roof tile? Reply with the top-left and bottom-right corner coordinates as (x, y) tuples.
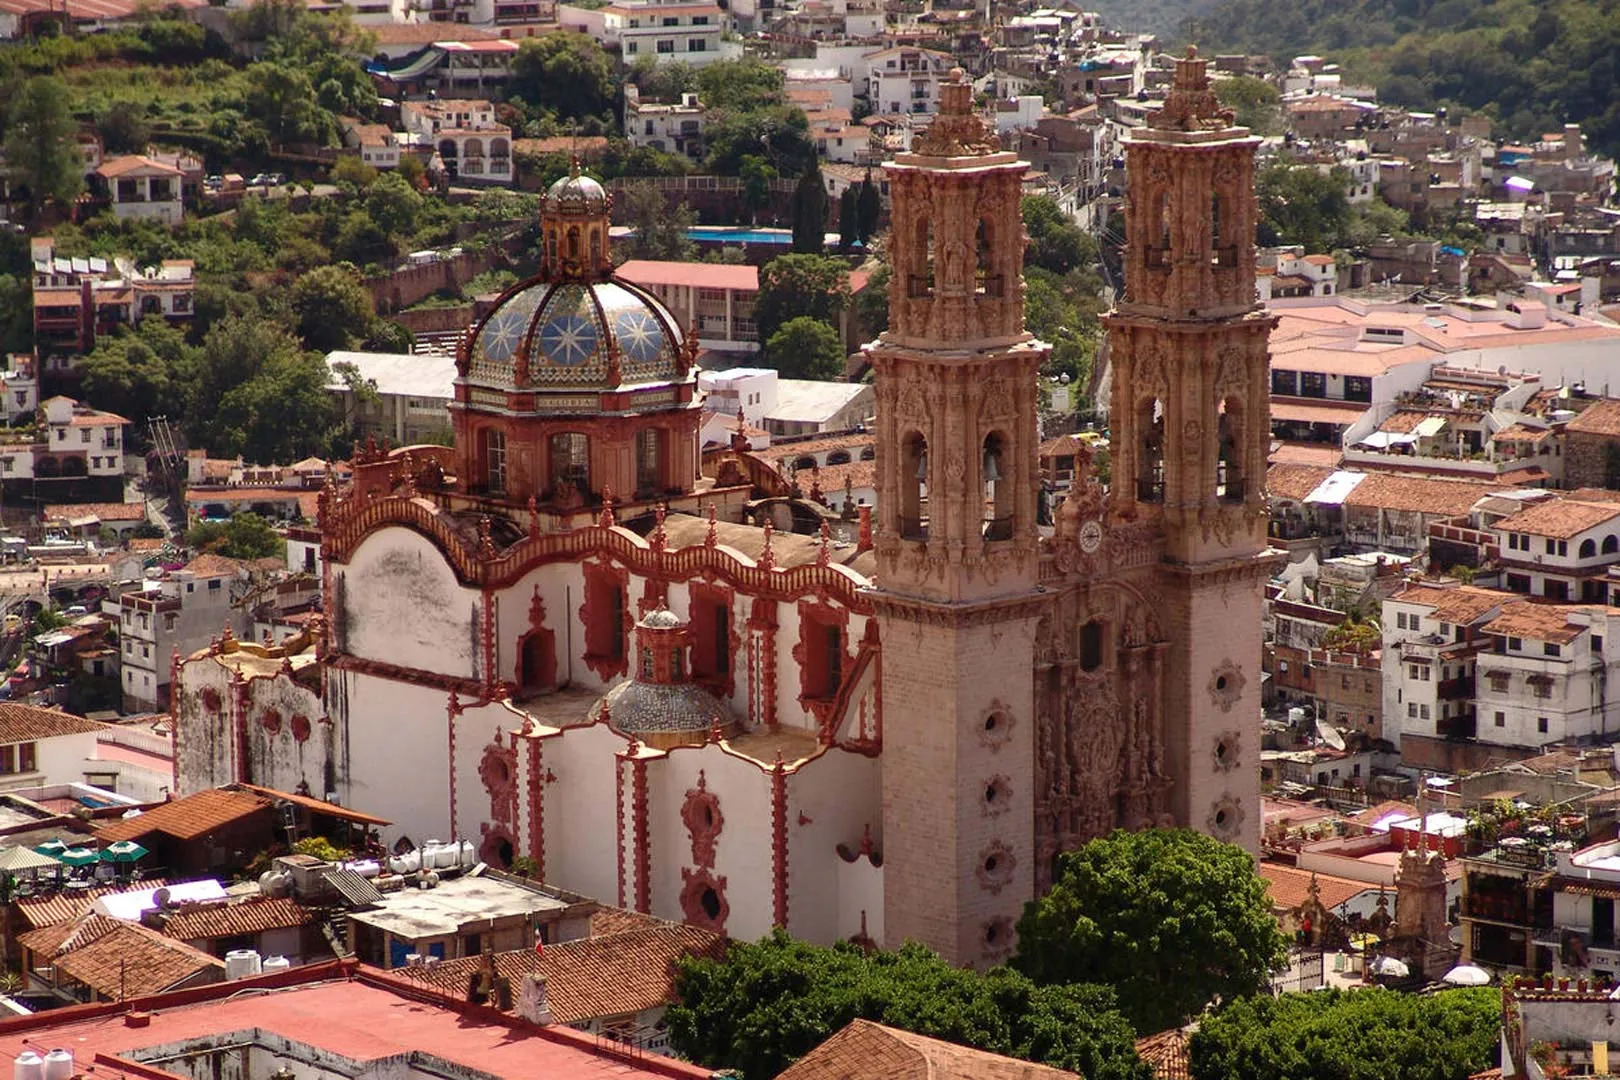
(53, 921), (224, 997)
(1378, 409), (1444, 434)
(399, 921), (723, 1024)
(1389, 583), (1511, 624)
(764, 433), (876, 462)
(1489, 423), (1552, 444)
(43, 502), (146, 522)
(1565, 398), (1620, 437)
(13, 879), (175, 930)
(1266, 463), (1334, 501)
(95, 788), (273, 844)
(0, 704), (108, 743)
(180, 552), (250, 578)
(17, 914), (120, 958)
(777, 1019), (1081, 1080)
(160, 896), (314, 940)
(1492, 497), (1620, 540)
(1135, 1028), (1191, 1080)
(1257, 862), (1372, 912)
(1565, 488), (1620, 505)
(1268, 441), (1344, 468)
(1341, 473), (1509, 516)
(587, 907), (664, 937)
(1483, 600), (1595, 646)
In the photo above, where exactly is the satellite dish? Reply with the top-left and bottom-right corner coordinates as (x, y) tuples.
(152, 887), (172, 910)
(1315, 716), (1347, 751)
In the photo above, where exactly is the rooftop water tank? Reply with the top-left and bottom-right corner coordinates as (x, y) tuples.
(224, 950), (262, 981)
(41, 1050), (71, 1080)
(14, 1050), (43, 1080)
(261, 956), (291, 974)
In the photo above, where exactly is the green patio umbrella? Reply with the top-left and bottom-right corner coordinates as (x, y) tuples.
(99, 841), (147, 864)
(57, 847), (100, 867)
(32, 840), (68, 857)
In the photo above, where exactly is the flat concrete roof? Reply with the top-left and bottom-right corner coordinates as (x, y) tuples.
(348, 874), (570, 940)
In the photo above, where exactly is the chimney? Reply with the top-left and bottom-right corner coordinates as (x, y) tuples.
(516, 972), (554, 1025)
(856, 504), (872, 553)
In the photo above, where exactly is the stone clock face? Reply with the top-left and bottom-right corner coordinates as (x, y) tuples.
(1079, 518), (1103, 554)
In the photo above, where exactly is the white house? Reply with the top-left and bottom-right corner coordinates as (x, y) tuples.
(93, 156), (183, 224)
(623, 86), (707, 159)
(120, 554), (253, 712)
(558, 0), (730, 64)
(327, 350), (457, 446)
(863, 47), (951, 117)
(1477, 602), (1620, 750)
(0, 704), (115, 794)
(1380, 582), (1511, 751)
(398, 99), (512, 184)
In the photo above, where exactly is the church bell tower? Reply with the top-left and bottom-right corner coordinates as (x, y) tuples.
(1106, 48), (1273, 850)
(867, 69), (1048, 966)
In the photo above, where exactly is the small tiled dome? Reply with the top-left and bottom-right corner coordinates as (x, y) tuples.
(639, 608), (683, 630)
(545, 170), (608, 215)
(598, 679), (737, 743)
(463, 278), (688, 394)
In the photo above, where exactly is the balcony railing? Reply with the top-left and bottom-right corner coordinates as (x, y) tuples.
(1438, 676), (1476, 700)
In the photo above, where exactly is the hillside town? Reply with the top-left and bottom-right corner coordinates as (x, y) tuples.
(0, 0), (1618, 1074)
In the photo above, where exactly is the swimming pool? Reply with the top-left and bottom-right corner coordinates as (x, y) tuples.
(688, 227), (793, 244)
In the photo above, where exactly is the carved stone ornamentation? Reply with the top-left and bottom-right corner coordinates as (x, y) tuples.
(681, 771), (724, 870)
(975, 839), (1016, 894)
(979, 701), (1015, 751)
(1212, 729), (1242, 773)
(1206, 796), (1245, 840)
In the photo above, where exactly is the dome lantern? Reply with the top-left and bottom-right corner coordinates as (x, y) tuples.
(541, 155), (613, 281)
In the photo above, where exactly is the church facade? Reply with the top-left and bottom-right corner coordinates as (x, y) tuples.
(173, 51), (1271, 965)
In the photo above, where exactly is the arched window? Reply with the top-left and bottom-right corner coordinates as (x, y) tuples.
(908, 218), (934, 298)
(589, 227), (602, 266)
(566, 226), (581, 260)
(1211, 192), (1236, 268)
(1580, 538), (1598, 559)
(1147, 191), (1171, 269)
(463, 137), (484, 159)
(1079, 619), (1104, 671)
(793, 455), (816, 471)
(975, 217), (1002, 297)
(1604, 535), (1618, 556)
(1211, 192), (1221, 247)
(635, 427), (663, 497)
(1218, 397), (1244, 502)
(826, 449), (852, 466)
(900, 431), (928, 540)
(860, 446), (875, 461)
(1137, 399), (1165, 503)
(982, 431), (1013, 540)
(484, 428), (507, 495)
(489, 137), (509, 158)
(438, 139), (457, 160)
(549, 431), (589, 499)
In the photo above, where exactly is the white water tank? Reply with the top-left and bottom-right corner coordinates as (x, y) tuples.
(14, 1051), (43, 1080)
(41, 1050), (71, 1080)
(388, 850), (421, 875)
(1287, 707), (1307, 726)
(224, 950), (262, 981)
(456, 840), (476, 868)
(261, 956), (291, 974)
(345, 859), (380, 879)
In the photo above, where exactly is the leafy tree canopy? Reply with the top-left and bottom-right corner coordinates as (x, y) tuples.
(1255, 161), (1352, 252)
(618, 181), (696, 262)
(1188, 987), (1500, 1080)
(791, 162), (828, 253)
(765, 316), (845, 380)
(1013, 828), (1289, 1034)
(290, 263), (374, 353)
(1214, 75), (1282, 135)
(668, 931), (1152, 1080)
(4, 76), (83, 218)
(509, 32), (615, 123)
(755, 253), (851, 346)
(186, 512), (287, 559)
(1022, 195), (1097, 277)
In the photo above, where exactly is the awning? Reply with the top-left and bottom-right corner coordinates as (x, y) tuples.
(1304, 470), (1369, 506)
(1413, 416), (1448, 437)
(0, 846), (59, 873)
(238, 783), (391, 827)
(1271, 401), (1368, 426)
(1357, 432), (1418, 449)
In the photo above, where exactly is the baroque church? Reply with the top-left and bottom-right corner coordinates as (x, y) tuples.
(173, 51), (1272, 966)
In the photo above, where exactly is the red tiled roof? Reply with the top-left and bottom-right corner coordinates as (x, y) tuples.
(43, 502), (146, 522)
(1483, 600), (1594, 646)
(777, 1019), (1080, 1080)
(13, 879), (174, 931)
(17, 914), (120, 959)
(1565, 398), (1620, 437)
(1388, 583), (1510, 624)
(180, 553), (249, 578)
(160, 896), (314, 940)
(1492, 497), (1620, 539)
(238, 783), (391, 826)
(399, 921), (724, 1024)
(1341, 473), (1508, 516)
(1266, 463), (1333, 501)
(1257, 862), (1372, 912)
(0, 704), (108, 743)
(94, 155), (182, 179)
(53, 921), (224, 998)
(95, 788), (273, 843)
(616, 260), (758, 292)
(1135, 1028), (1191, 1080)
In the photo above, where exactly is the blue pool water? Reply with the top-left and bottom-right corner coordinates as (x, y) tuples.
(688, 227), (793, 244)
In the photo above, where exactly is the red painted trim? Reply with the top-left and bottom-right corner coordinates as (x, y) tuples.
(447, 692), (463, 841)
(639, 576), (667, 617)
(748, 598), (777, 731)
(771, 757), (788, 928)
(792, 598), (853, 736)
(580, 559), (631, 682)
(632, 756), (651, 914)
(168, 648), (180, 793)
(615, 756), (627, 909)
(331, 654), (486, 696)
(689, 579), (740, 699)
(480, 586), (499, 691)
(528, 736), (543, 876)
(232, 672), (250, 784)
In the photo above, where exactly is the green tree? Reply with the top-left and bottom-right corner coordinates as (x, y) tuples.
(4, 77), (83, 219)
(1214, 75), (1282, 135)
(1013, 829), (1288, 1034)
(365, 170), (424, 237)
(705, 105), (815, 177)
(509, 32), (615, 123)
(186, 512), (286, 559)
(79, 316), (196, 428)
(618, 181), (695, 262)
(755, 253), (850, 347)
(738, 155), (777, 225)
(856, 170), (881, 244)
(792, 162), (828, 253)
(244, 62), (331, 147)
(0, 275), (31, 356)
(1188, 988), (1500, 1080)
(1023, 195), (1096, 276)
(765, 316), (845, 380)
(838, 186), (859, 250)
(1255, 161), (1353, 252)
(99, 100), (153, 155)
(291, 264), (374, 353)
(190, 313), (337, 462)
(1322, 616), (1380, 652)
(330, 155), (378, 190)
(669, 932), (1152, 1080)
(694, 57), (786, 107)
